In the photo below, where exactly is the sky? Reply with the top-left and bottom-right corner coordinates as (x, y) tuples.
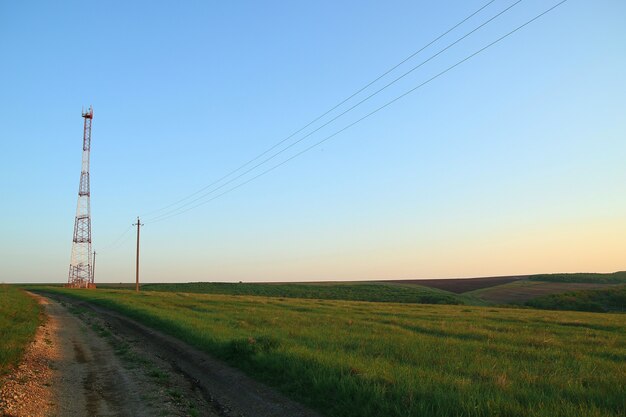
(0, 0), (625, 283)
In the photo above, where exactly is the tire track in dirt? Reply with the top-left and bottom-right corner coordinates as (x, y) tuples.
(41, 295), (155, 417)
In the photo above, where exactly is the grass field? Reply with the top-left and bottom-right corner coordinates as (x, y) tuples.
(528, 272), (626, 284)
(0, 285), (41, 379)
(383, 276), (526, 293)
(95, 272), (626, 311)
(526, 285), (626, 313)
(36, 287), (626, 417)
(466, 280), (620, 305)
(109, 282), (470, 305)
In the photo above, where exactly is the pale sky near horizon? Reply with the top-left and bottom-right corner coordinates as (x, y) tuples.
(1, 0), (625, 283)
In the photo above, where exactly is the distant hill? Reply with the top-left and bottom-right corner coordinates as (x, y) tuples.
(387, 273), (626, 308)
(526, 285), (626, 313)
(382, 276), (526, 294)
(465, 280), (619, 305)
(137, 282), (468, 305)
(528, 271), (626, 284)
(72, 271), (626, 313)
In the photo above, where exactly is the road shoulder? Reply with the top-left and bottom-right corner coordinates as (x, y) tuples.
(0, 295), (54, 417)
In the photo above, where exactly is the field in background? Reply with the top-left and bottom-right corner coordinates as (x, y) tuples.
(100, 282), (471, 305)
(382, 276), (526, 293)
(0, 286), (41, 379)
(526, 285), (626, 313)
(463, 272), (626, 308)
(528, 272), (626, 284)
(95, 272), (626, 313)
(466, 280), (622, 304)
(35, 287), (626, 417)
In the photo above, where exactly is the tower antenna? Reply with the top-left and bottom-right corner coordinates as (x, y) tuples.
(67, 106), (96, 288)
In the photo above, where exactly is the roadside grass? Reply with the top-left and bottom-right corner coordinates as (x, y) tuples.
(34, 287), (626, 417)
(526, 285), (626, 313)
(118, 282), (470, 306)
(0, 285), (41, 378)
(528, 271), (626, 284)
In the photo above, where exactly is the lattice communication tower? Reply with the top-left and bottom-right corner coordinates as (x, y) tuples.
(67, 106), (96, 288)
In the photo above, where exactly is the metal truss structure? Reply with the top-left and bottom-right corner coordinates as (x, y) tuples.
(67, 106), (96, 288)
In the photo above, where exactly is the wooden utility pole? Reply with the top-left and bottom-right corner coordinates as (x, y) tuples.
(92, 251), (97, 282)
(132, 217), (144, 292)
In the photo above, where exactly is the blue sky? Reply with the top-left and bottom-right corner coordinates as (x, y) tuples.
(1, 0), (624, 283)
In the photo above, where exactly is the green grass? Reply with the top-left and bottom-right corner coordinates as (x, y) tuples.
(0, 285), (41, 378)
(529, 271), (626, 284)
(526, 285), (626, 313)
(121, 282), (469, 305)
(35, 286), (626, 417)
(465, 280), (620, 306)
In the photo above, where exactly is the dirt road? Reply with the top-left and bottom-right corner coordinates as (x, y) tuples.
(45, 297), (155, 417)
(2, 293), (322, 417)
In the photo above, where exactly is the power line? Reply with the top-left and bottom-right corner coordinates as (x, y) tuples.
(140, 0), (498, 218)
(145, 0), (523, 222)
(98, 225), (133, 251)
(147, 0), (569, 225)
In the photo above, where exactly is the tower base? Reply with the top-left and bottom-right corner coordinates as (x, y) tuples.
(64, 282), (97, 289)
